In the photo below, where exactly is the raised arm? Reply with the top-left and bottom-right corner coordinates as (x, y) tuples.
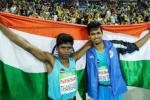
(0, 23), (55, 67)
(135, 23), (150, 48)
(72, 40), (91, 61)
(111, 23), (150, 55)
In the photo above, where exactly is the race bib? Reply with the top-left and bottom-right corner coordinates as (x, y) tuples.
(59, 71), (77, 95)
(98, 66), (110, 82)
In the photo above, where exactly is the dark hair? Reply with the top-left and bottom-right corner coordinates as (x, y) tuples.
(87, 21), (103, 35)
(56, 33), (74, 47)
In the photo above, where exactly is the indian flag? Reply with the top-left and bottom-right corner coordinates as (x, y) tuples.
(0, 12), (150, 100)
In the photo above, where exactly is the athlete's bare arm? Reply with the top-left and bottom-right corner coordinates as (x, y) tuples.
(72, 40), (91, 61)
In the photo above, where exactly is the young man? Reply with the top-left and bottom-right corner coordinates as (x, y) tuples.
(0, 23), (91, 100)
(86, 21), (150, 100)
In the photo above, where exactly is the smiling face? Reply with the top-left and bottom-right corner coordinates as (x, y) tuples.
(57, 42), (73, 59)
(89, 28), (103, 45)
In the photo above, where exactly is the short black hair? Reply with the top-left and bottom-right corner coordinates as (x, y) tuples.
(87, 21), (103, 35)
(56, 33), (74, 47)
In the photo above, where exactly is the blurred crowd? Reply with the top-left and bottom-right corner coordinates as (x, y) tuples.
(0, 0), (150, 25)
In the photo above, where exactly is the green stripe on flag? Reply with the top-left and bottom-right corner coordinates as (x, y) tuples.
(0, 60), (88, 100)
(120, 60), (150, 89)
(77, 69), (87, 100)
(0, 60), (48, 100)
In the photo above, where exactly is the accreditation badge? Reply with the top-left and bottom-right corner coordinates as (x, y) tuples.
(98, 66), (110, 82)
(59, 71), (77, 95)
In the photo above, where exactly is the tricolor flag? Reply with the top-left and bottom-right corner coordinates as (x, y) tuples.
(0, 12), (150, 100)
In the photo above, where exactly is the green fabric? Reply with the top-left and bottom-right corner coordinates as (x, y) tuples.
(120, 60), (150, 89)
(77, 69), (87, 100)
(0, 60), (87, 100)
(0, 60), (48, 100)
(1, 60), (150, 100)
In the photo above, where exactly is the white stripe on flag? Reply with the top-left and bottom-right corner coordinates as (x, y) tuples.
(103, 30), (150, 61)
(0, 28), (87, 73)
